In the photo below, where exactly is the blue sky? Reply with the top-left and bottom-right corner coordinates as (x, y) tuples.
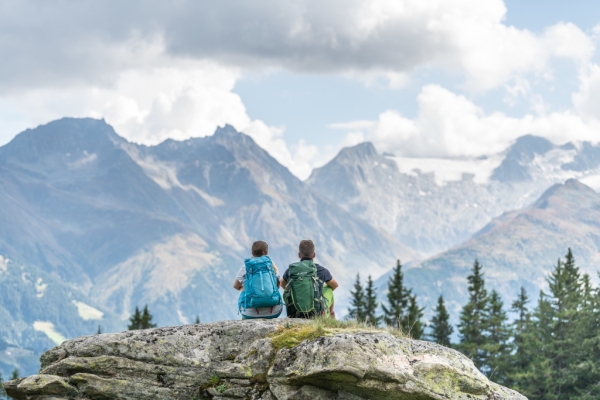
(1, 0), (600, 178)
(504, 0), (600, 32)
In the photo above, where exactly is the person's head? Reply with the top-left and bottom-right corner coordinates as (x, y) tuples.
(298, 239), (316, 259)
(252, 240), (269, 257)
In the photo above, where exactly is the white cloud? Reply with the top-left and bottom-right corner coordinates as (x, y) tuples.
(0, 1), (594, 92)
(333, 84), (600, 158)
(243, 120), (319, 179)
(0, 59), (322, 178)
(573, 63), (600, 118)
(0, 1), (598, 179)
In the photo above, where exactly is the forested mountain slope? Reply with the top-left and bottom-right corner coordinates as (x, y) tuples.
(376, 179), (600, 321)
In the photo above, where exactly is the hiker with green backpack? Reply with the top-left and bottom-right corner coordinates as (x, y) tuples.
(280, 240), (338, 318)
(234, 241), (283, 319)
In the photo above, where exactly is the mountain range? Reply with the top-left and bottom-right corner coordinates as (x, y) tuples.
(3, 117), (600, 376)
(308, 135), (600, 255)
(0, 118), (410, 376)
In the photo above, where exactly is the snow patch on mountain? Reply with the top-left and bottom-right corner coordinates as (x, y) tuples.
(72, 301), (104, 321)
(0, 255), (9, 273)
(68, 152), (98, 169)
(33, 321), (67, 346)
(35, 278), (47, 298)
(388, 154), (504, 185)
(217, 226), (245, 252)
(177, 309), (189, 325)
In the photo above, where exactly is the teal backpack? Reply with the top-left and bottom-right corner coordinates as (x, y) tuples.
(238, 256), (282, 311)
(283, 259), (325, 318)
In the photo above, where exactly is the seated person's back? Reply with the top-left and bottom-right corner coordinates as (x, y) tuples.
(280, 239), (338, 318)
(234, 240), (283, 319)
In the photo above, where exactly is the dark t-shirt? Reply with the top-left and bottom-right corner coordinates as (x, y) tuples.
(282, 259), (333, 283)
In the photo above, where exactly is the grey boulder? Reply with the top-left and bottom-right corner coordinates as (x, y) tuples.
(5, 319), (526, 400)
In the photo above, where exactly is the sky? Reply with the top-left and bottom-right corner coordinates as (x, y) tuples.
(1, 1), (600, 179)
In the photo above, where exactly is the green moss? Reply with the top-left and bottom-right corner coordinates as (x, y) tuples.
(198, 375), (220, 390)
(244, 349), (258, 359)
(416, 364), (488, 397)
(217, 384), (227, 393)
(250, 373), (267, 384)
(269, 317), (407, 351)
(269, 324), (325, 350)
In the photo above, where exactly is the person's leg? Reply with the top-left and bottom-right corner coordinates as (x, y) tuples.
(322, 286), (335, 318)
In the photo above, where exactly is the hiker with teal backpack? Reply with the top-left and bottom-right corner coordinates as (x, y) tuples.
(234, 241), (283, 319)
(280, 240), (338, 318)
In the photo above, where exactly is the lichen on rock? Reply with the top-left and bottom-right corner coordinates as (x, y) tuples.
(5, 319), (526, 400)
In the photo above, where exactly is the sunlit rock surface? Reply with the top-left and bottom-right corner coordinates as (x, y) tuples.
(5, 320), (526, 400)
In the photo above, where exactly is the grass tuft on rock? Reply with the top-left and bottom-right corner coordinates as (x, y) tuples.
(269, 317), (406, 350)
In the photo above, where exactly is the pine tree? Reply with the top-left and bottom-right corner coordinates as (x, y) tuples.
(519, 249), (592, 399)
(364, 275), (381, 326)
(0, 372), (6, 399)
(10, 368), (18, 380)
(575, 273), (600, 398)
(429, 295), (453, 347)
(128, 306), (143, 330)
(195, 315), (201, 324)
(382, 260), (410, 328)
(129, 305), (157, 330)
(97, 325), (102, 334)
(482, 290), (512, 384)
(507, 286), (530, 388)
(141, 305), (157, 329)
(348, 274), (366, 322)
(457, 259), (489, 370)
(404, 294), (424, 339)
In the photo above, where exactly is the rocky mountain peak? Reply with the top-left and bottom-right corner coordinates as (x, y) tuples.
(562, 141), (600, 172)
(212, 123), (242, 139)
(335, 141), (379, 163)
(507, 134), (554, 161)
(0, 117), (123, 165)
(531, 178), (599, 210)
(490, 135), (554, 183)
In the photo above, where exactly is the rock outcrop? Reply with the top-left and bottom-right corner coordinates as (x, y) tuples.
(5, 319), (526, 400)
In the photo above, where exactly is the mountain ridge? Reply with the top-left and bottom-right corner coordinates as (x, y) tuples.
(376, 177), (600, 323)
(4, 118), (600, 377)
(0, 118), (413, 376)
(308, 135), (600, 254)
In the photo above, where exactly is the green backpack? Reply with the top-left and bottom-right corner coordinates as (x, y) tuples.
(283, 260), (325, 318)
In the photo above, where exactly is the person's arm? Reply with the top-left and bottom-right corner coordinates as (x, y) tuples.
(233, 280), (243, 291)
(272, 262), (281, 288)
(326, 278), (339, 291)
(280, 278), (288, 289)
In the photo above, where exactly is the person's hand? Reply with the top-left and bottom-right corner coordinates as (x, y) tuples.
(233, 280), (244, 291)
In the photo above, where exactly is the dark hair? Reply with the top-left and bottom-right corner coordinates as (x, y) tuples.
(299, 239), (315, 259)
(252, 241), (269, 257)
